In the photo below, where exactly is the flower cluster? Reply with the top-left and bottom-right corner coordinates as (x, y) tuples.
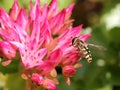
(0, 0), (91, 90)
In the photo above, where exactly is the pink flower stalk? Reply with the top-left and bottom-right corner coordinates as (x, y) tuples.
(0, 0), (91, 90)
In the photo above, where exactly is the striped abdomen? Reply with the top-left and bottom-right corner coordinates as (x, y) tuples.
(79, 44), (92, 63)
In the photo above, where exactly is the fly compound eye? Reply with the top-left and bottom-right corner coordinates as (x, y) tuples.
(72, 37), (77, 45)
(72, 38), (75, 45)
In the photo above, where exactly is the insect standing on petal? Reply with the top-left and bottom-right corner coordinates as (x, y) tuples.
(72, 37), (92, 63)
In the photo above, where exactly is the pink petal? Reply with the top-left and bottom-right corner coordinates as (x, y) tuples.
(62, 65), (76, 77)
(9, 0), (20, 20)
(14, 24), (29, 43)
(0, 8), (14, 29)
(59, 24), (83, 40)
(58, 19), (74, 34)
(80, 34), (91, 42)
(48, 0), (58, 19)
(0, 41), (16, 60)
(36, 60), (55, 75)
(29, 37), (44, 51)
(62, 51), (82, 65)
(47, 49), (62, 65)
(16, 8), (28, 31)
(65, 77), (71, 86)
(43, 78), (57, 90)
(54, 39), (70, 51)
(1, 59), (12, 66)
(30, 0), (41, 20)
(40, 20), (52, 46)
(68, 24), (83, 38)
(34, 48), (48, 61)
(49, 10), (65, 34)
(0, 28), (20, 42)
(31, 73), (43, 85)
(42, 4), (48, 24)
(65, 3), (75, 20)
(36, 49), (62, 74)
(20, 48), (48, 69)
(30, 11), (41, 43)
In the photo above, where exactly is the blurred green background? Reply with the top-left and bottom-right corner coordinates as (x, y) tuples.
(0, 0), (120, 90)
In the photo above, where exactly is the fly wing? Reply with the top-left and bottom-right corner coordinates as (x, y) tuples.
(88, 44), (106, 51)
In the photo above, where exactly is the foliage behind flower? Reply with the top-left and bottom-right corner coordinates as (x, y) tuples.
(0, 0), (91, 90)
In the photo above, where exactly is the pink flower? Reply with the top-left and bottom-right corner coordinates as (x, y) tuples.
(0, 0), (91, 89)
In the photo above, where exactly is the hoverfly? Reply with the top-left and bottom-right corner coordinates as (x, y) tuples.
(72, 37), (106, 63)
